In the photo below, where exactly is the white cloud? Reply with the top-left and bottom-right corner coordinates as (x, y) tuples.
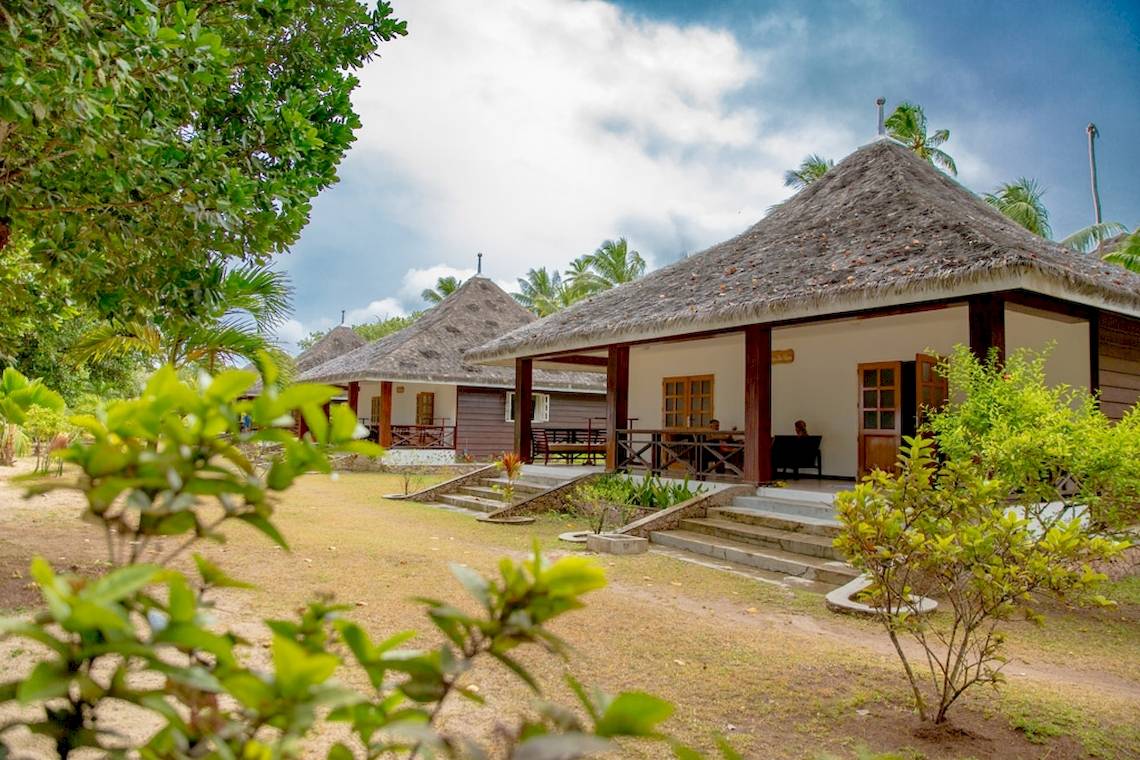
(345, 297), (407, 325)
(348, 0), (860, 276)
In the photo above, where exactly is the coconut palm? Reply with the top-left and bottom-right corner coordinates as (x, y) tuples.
(1060, 222), (1130, 253)
(983, 178), (1052, 238)
(563, 255), (604, 297)
(586, 238), (646, 289)
(884, 102), (957, 176)
(783, 154), (835, 190)
(74, 264), (293, 372)
(1100, 230), (1140, 272)
(513, 268), (583, 317)
(421, 275), (461, 305)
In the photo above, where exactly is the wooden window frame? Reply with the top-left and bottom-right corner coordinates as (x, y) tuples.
(661, 374), (715, 429)
(505, 391), (550, 423)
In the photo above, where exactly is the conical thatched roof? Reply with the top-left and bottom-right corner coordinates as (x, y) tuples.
(297, 278), (603, 392)
(295, 325), (367, 373)
(469, 139), (1140, 363)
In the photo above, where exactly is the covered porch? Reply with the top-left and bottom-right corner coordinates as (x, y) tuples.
(510, 292), (1097, 483)
(344, 380), (458, 450)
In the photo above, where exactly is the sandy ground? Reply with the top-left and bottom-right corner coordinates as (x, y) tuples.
(1, 462), (1138, 759)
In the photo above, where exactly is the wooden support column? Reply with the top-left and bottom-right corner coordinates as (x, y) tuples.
(378, 381), (393, 448)
(1089, 310), (1101, 402)
(347, 381), (360, 421)
(968, 294), (1006, 364)
(744, 325), (773, 484)
(514, 358), (533, 463)
(605, 346), (630, 471)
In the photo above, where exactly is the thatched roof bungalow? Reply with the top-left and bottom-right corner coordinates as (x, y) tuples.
(298, 277), (604, 462)
(469, 138), (1140, 482)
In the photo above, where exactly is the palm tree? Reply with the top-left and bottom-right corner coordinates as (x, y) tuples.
(74, 264), (293, 372)
(783, 154), (835, 190)
(563, 255), (604, 297)
(1102, 230), (1140, 272)
(983, 178), (1052, 237)
(421, 275), (461, 305)
(586, 238), (646, 289)
(884, 102), (957, 175)
(1060, 221), (1129, 253)
(513, 268), (570, 317)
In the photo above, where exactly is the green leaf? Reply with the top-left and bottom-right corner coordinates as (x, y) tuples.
(17, 661), (71, 703)
(193, 553), (253, 589)
(272, 634), (340, 698)
(205, 369), (258, 401)
(237, 512), (289, 549)
(84, 564), (161, 605)
(594, 692), (674, 737)
(449, 563), (491, 610)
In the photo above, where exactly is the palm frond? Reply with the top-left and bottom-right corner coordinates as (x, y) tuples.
(1061, 222), (1129, 253)
(218, 265), (294, 331)
(983, 178), (1050, 237)
(1101, 230), (1140, 272)
(72, 321), (163, 363)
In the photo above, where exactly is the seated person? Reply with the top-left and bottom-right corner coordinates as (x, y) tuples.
(794, 419), (808, 437)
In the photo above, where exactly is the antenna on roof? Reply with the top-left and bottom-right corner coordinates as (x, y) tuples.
(477, 252), (483, 275)
(876, 97), (886, 137)
(340, 309), (345, 325)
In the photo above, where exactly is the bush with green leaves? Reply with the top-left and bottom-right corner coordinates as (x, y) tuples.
(579, 474), (703, 511)
(834, 345), (1136, 726)
(0, 366), (65, 466)
(0, 361), (727, 758)
(20, 403), (70, 474)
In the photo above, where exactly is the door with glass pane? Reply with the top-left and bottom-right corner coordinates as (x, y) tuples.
(415, 392), (435, 426)
(858, 362), (901, 474)
(662, 375), (714, 429)
(915, 354), (948, 427)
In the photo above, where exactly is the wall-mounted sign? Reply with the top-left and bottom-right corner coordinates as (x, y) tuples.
(772, 349), (795, 364)
(396, 385), (405, 393)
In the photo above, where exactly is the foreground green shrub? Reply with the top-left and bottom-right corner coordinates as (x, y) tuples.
(0, 366), (64, 466)
(835, 346), (1136, 726)
(0, 362), (724, 758)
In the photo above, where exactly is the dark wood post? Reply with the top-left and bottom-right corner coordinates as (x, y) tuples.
(744, 325), (773, 484)
(605, 345), (630, 471)
(514, 358), (534, 462)
(347, 381), (360, 421)
(378, 381), (393, 448)
(968, 294), (1006, 364)
(1089, 310), (1101, 402)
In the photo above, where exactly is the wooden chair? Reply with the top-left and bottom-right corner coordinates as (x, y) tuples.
(771, 435), (823, 478)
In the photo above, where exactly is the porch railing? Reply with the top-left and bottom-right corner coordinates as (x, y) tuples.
(615, 428), (745, 481)
(389, 424), (456, 449)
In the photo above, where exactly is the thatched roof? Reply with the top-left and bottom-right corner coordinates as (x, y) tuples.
(469, 138), (1140, 363)
(297, 278), (603, 392)
(295, 325), (367, 373)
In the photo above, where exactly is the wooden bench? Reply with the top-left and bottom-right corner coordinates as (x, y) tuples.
(771, 435), (822, 478)
(532, 428), (604, 465)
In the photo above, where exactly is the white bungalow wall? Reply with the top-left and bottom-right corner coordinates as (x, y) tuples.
(626, 304), (1091, 480)
(354, 381), (458, 426)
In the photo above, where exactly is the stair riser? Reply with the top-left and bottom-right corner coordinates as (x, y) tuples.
(707, 508), (840, 537)
(438, 495), (500, 513)
(459, 486), (507, 500)
(731, 496), (837, 520)
(479, 479), (547, 495)
(679, 520), (842, 560)
(650, 533), (854, 585)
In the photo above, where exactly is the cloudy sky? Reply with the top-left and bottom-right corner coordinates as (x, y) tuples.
(275, 0), (1140, 348)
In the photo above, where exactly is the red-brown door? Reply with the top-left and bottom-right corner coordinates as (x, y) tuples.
(915, 353), (949, 428)
(858, 362), (902, 474)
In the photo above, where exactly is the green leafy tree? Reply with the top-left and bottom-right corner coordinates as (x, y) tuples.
(0, 0), (406, 319)
(0, 366), (65, 466)
(884, 102), (957, 175)
(421, 275), (462, 305)
(514, 267), (576, 317)
(983, 178), (1052, 237)
(0, 360), (729, 758)
(563, 255), (605, 298)
(299, 312), (423, 351)
(783, 154), (834, 190)
(1101, 229), (1140, 272)
(586, 237), (646, 289)
(73, 264), (293, 372)
(21, 404), (69, 474)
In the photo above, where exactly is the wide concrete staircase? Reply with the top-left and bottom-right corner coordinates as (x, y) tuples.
(429, 467), (576, 514)
(649, 487), (857, 586)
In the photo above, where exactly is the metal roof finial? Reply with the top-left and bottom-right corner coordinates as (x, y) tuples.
(876, 97), (886, 138)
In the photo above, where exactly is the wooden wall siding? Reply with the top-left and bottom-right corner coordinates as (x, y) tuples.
(1099, 313), (1140, 420)
(455, 387), (607, 461)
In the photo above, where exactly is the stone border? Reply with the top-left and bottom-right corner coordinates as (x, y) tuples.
(392, 464), (499, 502)
(616, 484), (756, 538)
(825, 575), (938, 618)
(486, 472), (605, 519)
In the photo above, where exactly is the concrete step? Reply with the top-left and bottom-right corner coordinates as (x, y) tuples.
(649, 529), (857, 586)
(731, 495), (837, 521)
(678, 517), (842, 560)
(458, 485), (509, 501)
(708, 507), (841, 537)
(438, 493), (504, 514)
(480, 478), (552, 495)
(518, 469), (576, 487)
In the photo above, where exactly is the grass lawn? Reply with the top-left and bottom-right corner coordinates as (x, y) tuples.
(1, 468), (1138, 759)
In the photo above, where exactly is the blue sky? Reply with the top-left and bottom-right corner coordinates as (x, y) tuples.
(274, 0), (1140, 348)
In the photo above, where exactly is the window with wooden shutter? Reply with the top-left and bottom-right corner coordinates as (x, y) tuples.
(661, 374), (714, 429)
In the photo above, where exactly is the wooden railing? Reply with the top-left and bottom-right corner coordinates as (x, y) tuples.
(389, 424), (456, 449)
(615, 428), (745, 481)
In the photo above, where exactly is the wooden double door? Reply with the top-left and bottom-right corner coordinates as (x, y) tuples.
(858, 354), (948, 474)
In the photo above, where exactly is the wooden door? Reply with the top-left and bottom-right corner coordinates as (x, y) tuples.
(370, 396), (381, 425)
(662, 375), (714, 428)
(415, 392), (435, 426)
(858, 362), (902, 474)
(915, 353), (948, 428)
